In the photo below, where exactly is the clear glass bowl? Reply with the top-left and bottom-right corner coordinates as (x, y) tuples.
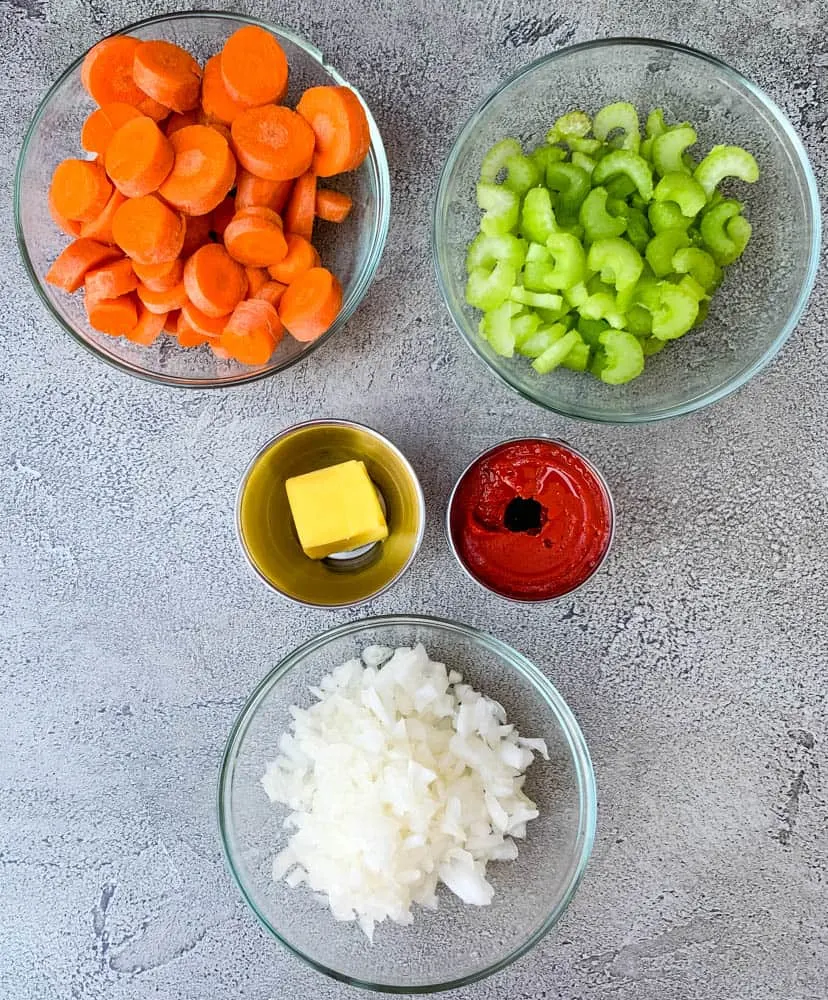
(434, 39), (821, 423)
(14, 11), (390, 387)
(218, 615), (596, 993)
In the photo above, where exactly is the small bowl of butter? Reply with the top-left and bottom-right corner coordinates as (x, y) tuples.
(237, 419), (425, 607)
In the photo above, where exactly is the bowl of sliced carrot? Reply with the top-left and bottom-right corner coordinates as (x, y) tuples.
(15, 11), (390, 386)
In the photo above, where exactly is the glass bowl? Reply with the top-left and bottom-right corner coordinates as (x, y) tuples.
(218, 615), (596, 993)
(434, 38), (821, 423)
(14, 11), (390, 388)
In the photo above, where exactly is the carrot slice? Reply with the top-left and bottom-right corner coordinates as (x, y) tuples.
(181, 213), (212, 257)
(245, 266), (269, 297)
(183, 243), (248, 317)
(85, 258), (138, 301)
(165, 109), (199, 137)
(231, 105), (315, 181)
(132, 40), (202, 113)
(157, 124), (236, 216)
(315, 187), (353, 222)
(220, 26), (288, 107)
(253, 280), (287, 307)
(176, 313), (210, 347)
(105, 117), (174, 197)
(86, 292), (139, 336)
(81, 102), (145, 156)
(201, 54), (251, 126)
(111, 194), (185, 265)
(210, 342), (233, 360)
(49, 192), (82, 237)
(296, 86), (370, 177)
(268, 233), (320, 284)
(181, 300), (227, 338)
(210, 196), (236, 240)
(224, 208), (288, 267)
(81, 36), (147, 108)
(45, 239), (121, 293)
(132, 257), (183, 292)
(126, 305), (167, 345)
(163, 310), (181, 334)
(279, 266), (342, 342)
(235, 170), (292, 213)
(136, 281), (188, 314)
(80, 189), (127, 244)
(50, 159), (113, 224)
(220, 299), (283, 365)
(283, 170), (316, 240)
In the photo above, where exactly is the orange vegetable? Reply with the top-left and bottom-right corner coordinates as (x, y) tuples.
(268, 233), (320, 284)
(210, 196), (236, 240)
(201, 54), (250, 125)
(132, 257), (183, 292)
(210, 342), (233, 360)
(81, 36), (150, 110)
(45, 239), (121, 293)
(50, 159), (113, 224)
(181, 300), (227, 338)
(136, 281), (188, 314)
(315, 187), (353, 223)
(183, 243), (248, 317)
(283, 170), (316, 240)
(220, 26), (288, 107)
(85, 258), (138, 301)
(126, 305), (167, 345)
(85, 292), (139, 336)
(157, 124), (236, 216)
(105, 117), (174, 197)
(111, 194), (185, 265)
(219, 298), (283, 365)
(245, 266), (269, 297)
(181, 213), (213, 257)
(224, 207), (288, 267)
(176, 313), (210, 347)
(231, 105), (315, 181)
(132, 40), (202, 113)
(253, 280), (287, 307)
(279, 266), (342, 342)
(163, 310), (181, 334)
(49, 192), (82, 238)
(235, 170), (292, 213)
(81, 102), (144, 156)
(165, 109), (199, 137)
(80, 189), (128, 244)
(296, 86), (370, 177)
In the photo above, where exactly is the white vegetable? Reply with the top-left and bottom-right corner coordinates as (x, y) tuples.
(261, 643), (547, 941)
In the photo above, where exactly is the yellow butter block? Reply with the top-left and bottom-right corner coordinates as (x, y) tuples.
(285, 460), (389, 560)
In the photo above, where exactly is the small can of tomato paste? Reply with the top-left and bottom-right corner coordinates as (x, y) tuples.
(446, 438), (615, 603)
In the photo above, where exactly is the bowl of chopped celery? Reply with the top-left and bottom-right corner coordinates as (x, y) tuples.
(434, 38), (820, 422)
(219, 615), (596, 992)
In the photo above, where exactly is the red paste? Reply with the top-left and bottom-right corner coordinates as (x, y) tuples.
(449, 439), (613, 601)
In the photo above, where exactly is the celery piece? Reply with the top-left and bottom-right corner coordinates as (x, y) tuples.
(694, 298), (710, 327)
(671, 247), (721, 291)
(577, 317), (610, 347)
(625, 303), (653, 335)
(520, 187), (558, 244)
(559, 221), (586, 241)
(532, 330), (582, 374)
(676, 274), (709, 302)
(530, 145), (566, 174)
(639, 281), (699, 340)
(564, 281), (590, 308)
(466, 262), (518, 311)
(653, 172), (707, 217)
(648, 200), (693, 233)
(621, 206), (651, 252)
(592, 150), (654, 202)
(640, 137), (654, 161)
(466, 232), (527, 272)
(700, 200), (752, 264)
(477, 183), (520, 234)
(517, 322), (568, 358)
(587, 237), (644, 301)
(593, 330), (645, 384)
(510, 286), (564, 311)
(503, 154), (542, 196)
(561, 340), (591, 371)
(694, 145), (759, 197)
(480, 138), (523, 183)
(580, 187), (627, 242)
(645, 108), (668, 139)
(483, 300), (535, 357)
(580, 291), (626, 329)
(547, 110), (592, 143)
(546, 163), (592, 217)
(567, 137), (604, 156)
(652, 125), (697, 177)
(641, 336), (666, 356)
(593, 101), (641, 153)
(605, 175), (637, 201)
(571, 151), (597, 175)
(544, 232), (588, 289)
(645, 229), (691, 277)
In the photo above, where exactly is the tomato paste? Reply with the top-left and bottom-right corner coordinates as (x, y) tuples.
(448, 439), (613, 601)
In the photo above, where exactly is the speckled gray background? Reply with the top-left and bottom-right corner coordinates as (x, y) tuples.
(1, 1), (826, 998)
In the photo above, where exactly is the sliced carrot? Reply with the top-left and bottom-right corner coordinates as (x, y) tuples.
(283, 170), (316, 240)
(181, 213), (212, 257)
(254, 280), (287, 307)
(157, 124), (236, 216)
(231, 105), (315, 181)
(126, 305), (167, 345)
(49, 191), (82, 237)
(50, 159), (113, 223)
(165, 109), (199, 137)
(210, 196), (236, 240)
(296, 86), (370, 177)
(206, 121), (233, 146)
(224, 208), (288, 267)
(85, 292), (139, 336)
(132, 257), (183, 292)
(138, 95), (171, 122)
(85, 258), (138, 301)
(163, 310), (181, 334)
(201, 54), (250, 126)
(132, 40), (202, 113)
(233, 206), (283, 224)
(176, 313), (210, 347)
(80, 189), (127, 244)
(279, 266), (342, 342)
(81, 36), (147, 108)
(220, 26), (288, 107)
(219, 298), (283, 365)
(81, 102), (145, 156)
(235, 170), (292, 213)
(245, 266), (269, 297)
(315, 187), (353, 223)
(268, 233), (320, 284)
(45, 239), (122, 293)
(105, 117), (174, 197)
(136, 281), (189, 314)
(210, 342), (233, 360)
(111, 194), (185, 265)
(183, 243), (248, 317)
(181, 300), (226, 338)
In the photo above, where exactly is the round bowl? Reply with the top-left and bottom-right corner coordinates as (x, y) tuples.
(237, 420), (425, 607)
(434, 38), (821, 423)
(219, 615), (596, 992)
(15, 11), (390, 387)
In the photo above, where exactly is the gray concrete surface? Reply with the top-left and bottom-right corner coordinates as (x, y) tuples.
(1, 1), (826, 998)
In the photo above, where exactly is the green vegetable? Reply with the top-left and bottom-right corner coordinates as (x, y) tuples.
(477, 183), (520, 234)
(466, 262), (517, 310)
(561, 339), (591, 371)
(577, 317), (610, 347)
(510, 286), (564, 310)
(593, 101), (641, 152)
(547, 111), (592, 142)
(648, 200), (693, 233)
(580, 187), (627, 242)
(571, 151), (597, 175)
(592, 150), (654, 201)
(580, 291), (625, 329)
(503, 155), (542, 196)
(625, 303), (653, 335)
(545, 163), (591, 218)
(645, 229), (691, 277)
(700, 200), (752, 264)
(693, 145), (759, 197)
(592, 329), (645, 384)
(653, 172), (707, 217)
(544, 232), (587, 289)
(532, 330), (582, 373)
(466, 232), (527, 271)
(516, 322), (568, 358)
(638, 281), (699, 340)
(645, 108), (668, 139)
(671, 247), (721, 291)
(652, 125), (697, 176)
(566, 137), (604, 156)
(530, 145), (566, 173)
(480, 138), (523, 183)
(520, 187), (558, 243)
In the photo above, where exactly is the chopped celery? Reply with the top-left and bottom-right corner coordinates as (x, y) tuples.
(580, 187), (627, 242)
(477, 183), (520, 234)
(466, 262), (517, 310)
(645, 108), (668, 139)
(605, 174), (637, 200)
(545, 163), (591, 217)
(561, 340), (591, 371)
(480, 138), (523, 183)
(676, 274), (709, 302)
(653, 172), (707, 217)
(617, 205), (651, 252)
(592, 330), (644, 384)
(509, 286), (564, 311)
(700, 200), (752, 264)
(547, 110), (592, 142)
(517, 322), (568, 358)
(645, 229), (691, 277)
(579, 291), (625, 329)
(641, 336), (666, 356)
(466, 232), (527, 271)
(571, 151), (597, 175)
(567, 137), (604, 155)
(693, 145), (759, 197)
(520, 187), (558, 243)
(638, 281), (699, 340)
(671, 247), (721, 291)
(577, 317), (610, 347)
(530, 145), (566, 173)
(587, 238), (644, 304)
(593, 102), (641, 152)
(503, 154), (542, 195)
(544, 232), (587, 289)
(564, 281), (590, 308)
(640, 137), (654, 160)
(532, 330), (582, 374)
(652, 125), (697, 176)
(648, 200), (693, 233)
(625, 303), (653, 335)
(592, 150), (654, 201)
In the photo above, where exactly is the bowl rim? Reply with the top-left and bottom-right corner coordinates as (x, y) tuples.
(217, 612), (598, 993)
(235, 419), (426, 608)
(14, 9), (391, 388)
(432, 36), (822, 424)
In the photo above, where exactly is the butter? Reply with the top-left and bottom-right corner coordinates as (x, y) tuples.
(285, 460), (389, 560)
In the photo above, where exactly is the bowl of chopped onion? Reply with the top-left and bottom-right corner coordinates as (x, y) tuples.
(218, 614), (596, 992)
